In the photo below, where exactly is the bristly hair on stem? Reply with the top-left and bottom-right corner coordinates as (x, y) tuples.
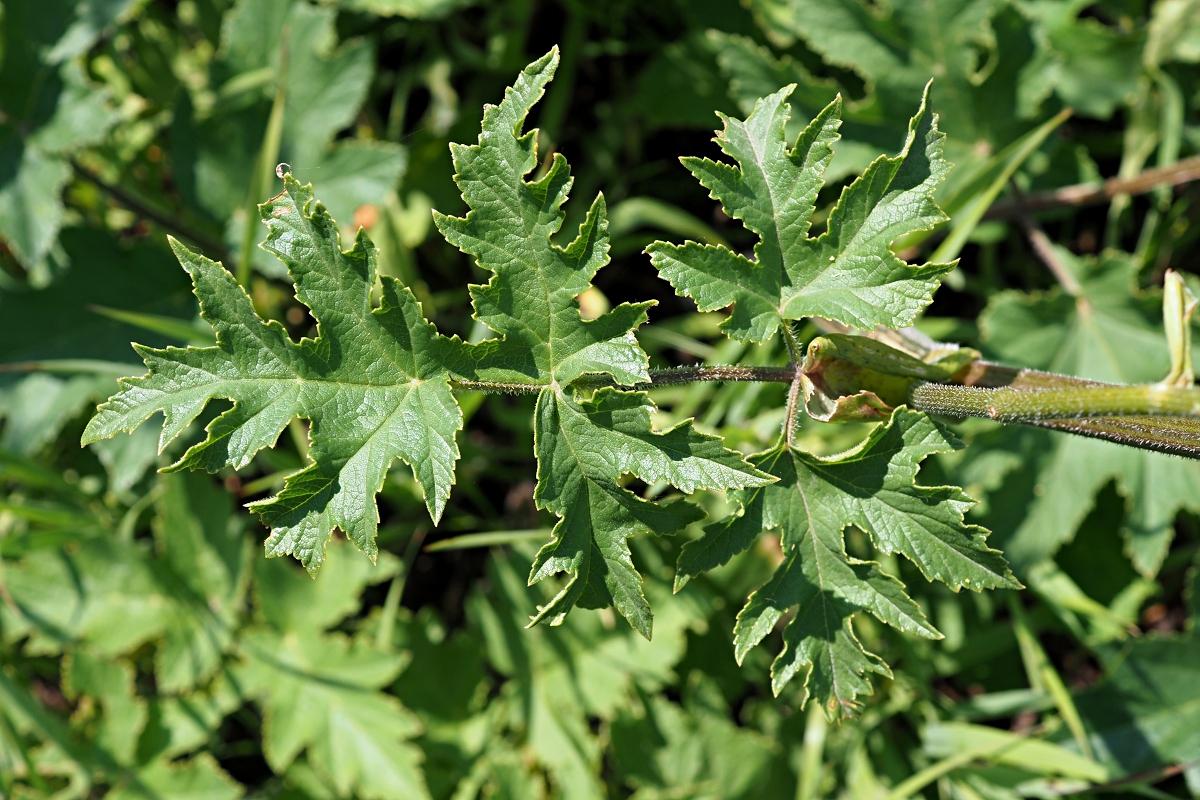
(449, 365), (796, 395)
(781, 323), (806, 447)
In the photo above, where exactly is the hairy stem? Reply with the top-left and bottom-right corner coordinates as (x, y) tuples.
(909, 381), (1200, 422)
(449, 365), (796, 395)
(781, 323), (805, 447)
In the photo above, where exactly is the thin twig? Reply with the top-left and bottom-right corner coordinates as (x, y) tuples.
(71, 161), (229, 260)
(1045, 761), (1196, 796)
(985, 155), (1200, 220)
(1009, 183), (1085, 297)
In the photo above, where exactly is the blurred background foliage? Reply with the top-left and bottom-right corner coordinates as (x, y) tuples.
(1, 0), (1200, 797)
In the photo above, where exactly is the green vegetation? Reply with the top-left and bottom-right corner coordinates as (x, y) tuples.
(2, 1), (1200, 798)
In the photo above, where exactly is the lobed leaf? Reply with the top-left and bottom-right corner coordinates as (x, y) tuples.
(434, 47), (652, 389)
(647, 84), (953, 342)
(84, 176), (462, 573)
(677, 408), (1017, 716)
(236, 629), (430, 800)
(436, 50), (774, 636)
(530, 388), (773, 638)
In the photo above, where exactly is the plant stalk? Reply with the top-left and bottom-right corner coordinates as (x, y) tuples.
(450, 365), (795, 395)
(781, 324), (806, 446)
(909, 381), (1200, 422)
(71, 161), (229, 259)
(237, 31), (289, 287)
(984, 154), (1200, 220)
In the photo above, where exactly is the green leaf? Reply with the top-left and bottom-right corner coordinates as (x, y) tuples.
(434, 51), (773, 636)
(83, 176), (463, 573)
(434, 48), (654, 389)
(0, 228), (196, 456)
(106, 754), (243, 800)
(0, 229), (196, 365)
(678, 408), (1016, 715)
(1, 536), (172, 657)
(63, 653), (147, 765)
(1146, 0), (1200, 66)
(647, 86), (952, 342)
(731, 0), (1055, 212)
(745, 0), (1020, 143)
(1, 372), (120, 456)
(468, 548), (713, 798)
(978, 249), (1200, 575)
(1073, 634), (1200, 788)
(190, 0), (397, 241)
(530, 388), (773, 638)
(235, 629), (430, 800)
(308, 141), (407, 233)
(46, 0), (144, 63)
(138, 682), (242, 764)
(610, 688), (777, 797)
(705, 32), (859, 178)
(152, 471), (250, 692)
(1019, 2), (1143, 118)
(335, 0), (477, 20)
(1, 477), (244, 693)
(0, 0), (120, 281)
(631, 34), (743, 132)
(252, 538), (399, 634)
(922, 722), (1109, 782)
(0, 138), (72, 280)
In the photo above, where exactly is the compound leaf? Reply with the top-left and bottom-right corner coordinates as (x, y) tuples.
(677, 408), (1017, 716)
(83, 176), (462, 573)
(434, 50), (774, 637)
(647, 85), (952, 342)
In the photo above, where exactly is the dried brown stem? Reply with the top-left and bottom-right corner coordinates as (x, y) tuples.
(1009, 184), (1085, 297)
(985, 155), (1200, 220)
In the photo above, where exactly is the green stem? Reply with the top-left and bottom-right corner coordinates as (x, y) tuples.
(910, 381), (1200, 456)
(931, 108), (1071, 264)
(795, 702), (828, 800)
(534, 5), (583, 148)
(385, 69), (412, 142)
(237, 31), (289, 286)
(424, 527), (552, 552)
(782, 324), (805, 447)
(71, 161), (229, 259)
(375, 528), (425, 651)
(1008, 597), (1095, 760)
(449, 365), (795, 395)
(909, 381), (1200, 422)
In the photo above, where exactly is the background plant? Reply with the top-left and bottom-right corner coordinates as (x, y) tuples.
(3, 1), (1200, 799)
